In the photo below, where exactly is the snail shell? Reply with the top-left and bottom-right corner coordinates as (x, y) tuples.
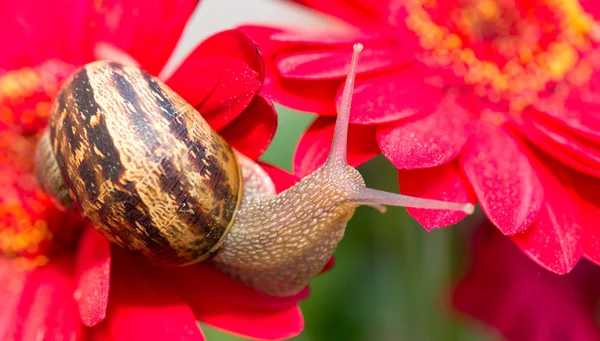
(37, 61), (242, 266)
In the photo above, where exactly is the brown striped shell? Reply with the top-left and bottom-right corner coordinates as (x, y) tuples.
(40, 61), (242, 266)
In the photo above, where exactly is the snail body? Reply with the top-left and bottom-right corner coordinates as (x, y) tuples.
(36, 45), (474, 296)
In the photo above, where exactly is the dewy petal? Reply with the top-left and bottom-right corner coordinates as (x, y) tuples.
(165, 57), (222, 110)
(219, 95), (277, 160)
(166, 56), (261, 131)
(75, 228), (111, 327)
(344, 67), (446, 125)
(239, 26), (344, 114)
(377, 95), (472, 169)
(185, 29), (265, 85)
(461, 123), (544, 235)
(101, 250), (204, 341)
(275, 47), (407, 80)
(89, 0), (199, 75)
(454, 224), (600, 341)
(512, 155), (584, 274)
(196, 59), (261, 132)
(398, 161), (476, 230)
(3, 258), (81, 341)
(293, 116), (379, 177)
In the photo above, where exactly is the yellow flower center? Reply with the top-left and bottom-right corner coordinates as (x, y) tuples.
(405, 0), (599, 110)
(0, 60), (75, 131)
(0, 61), (79, 269)
(0, 203), (52, 270)
(0, 132), (53, 269)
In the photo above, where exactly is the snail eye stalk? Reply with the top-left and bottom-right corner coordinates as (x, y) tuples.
(325, 43), (475, 215)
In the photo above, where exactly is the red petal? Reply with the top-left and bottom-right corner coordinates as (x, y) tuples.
(184, 29), (265, 84)
(276, 47), (407, 80)
(293, 117), (379, 177)
(377, 95), (471, 169)
(399, 161), (476, 230)
(266, 76), (341, 114)
(461, 124), (543, 235)
(198, 62), (261, 131)
(85, 324), (113, 341)
(512, 155), (584, 274)
(289, 0), (385, 27)
(568, 173), (600, 265)
(165, 57), (222, 110)
(165, 264), (307, 312)
(0, 0), (89, 66)
(515, 107), (600, 177)
(164, 264), (305, 340)
(237, 26), (285, 56)
(345, 67), (446, 124)
(321, 257), (336, 273)
(454, 224), (600, 341)
(0, 258), (28, 338)
(166, 57), (261, 131)
(581, 0), (600, 19)
(258, 163), (300, 193)
(196, 302), (303, 341)
(219, 95), (277, 160)
(271, 29), (383, 47)
(536, 93), (600, 144)
(101, 250), (205, 341)
(131, 0), (199, 75)
(75, 228), (111, 327)
(238, 27), (342, 114)
(2, 258), (81, 341)
(89, 0), (198, 75)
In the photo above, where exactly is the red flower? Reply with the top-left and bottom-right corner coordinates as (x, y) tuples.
(241, 0), (600, 274)
(1, 0), (305, 340)
(453, 222), (600, 340)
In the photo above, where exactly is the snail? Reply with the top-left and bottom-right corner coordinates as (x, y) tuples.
(35, 44), (474, 296)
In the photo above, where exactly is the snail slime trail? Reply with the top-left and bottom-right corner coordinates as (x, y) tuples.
(36, 44), (474, 296)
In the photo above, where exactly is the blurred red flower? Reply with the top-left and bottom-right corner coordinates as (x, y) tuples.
(453, 221), (600, 341)
(0, 0), (305, 340)
(241, 0), (600, 275)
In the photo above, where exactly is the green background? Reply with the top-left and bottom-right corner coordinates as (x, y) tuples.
(202, 107), (499, 341)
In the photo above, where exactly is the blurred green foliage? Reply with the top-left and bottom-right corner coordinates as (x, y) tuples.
(202, 107), (499, 341)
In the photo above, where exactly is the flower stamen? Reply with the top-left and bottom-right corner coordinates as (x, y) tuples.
(0, 60), (75, 132)
(405, 0), (600, 110)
